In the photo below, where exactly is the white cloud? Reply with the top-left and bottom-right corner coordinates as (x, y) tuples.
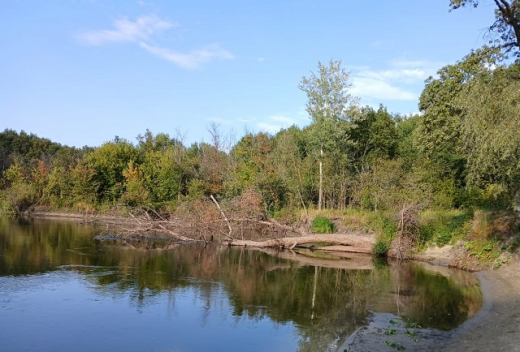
(139, 42), (234, 69)
(268, 114), (297, 124)
(77, 15), (175, 45)
(350, 60), (439, 102)
(255, 114), (299, 134)
(77, 15), (234, 69)
(257, 122), (282, 134)
(351, 77), (416, 100)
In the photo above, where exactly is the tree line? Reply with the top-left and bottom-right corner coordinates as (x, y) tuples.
(2, 1), (520, 217)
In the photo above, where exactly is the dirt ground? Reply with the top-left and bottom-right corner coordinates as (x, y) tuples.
(440, 254), (520, 352)
(344, 254), (520, 352)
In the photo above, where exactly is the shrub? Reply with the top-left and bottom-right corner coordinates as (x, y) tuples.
(311, 216), (337, 233)
(366, 211), (398, 241)
(419, 210), (472, 247)
(373, 240), (390, 257)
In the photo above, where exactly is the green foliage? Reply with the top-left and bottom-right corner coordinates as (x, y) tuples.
(1, 51), (519, 229)
(352, 105), (398, 166)
(299, 60), (359, 210)
(311, 216), (337, 234)
(366, 212), (398, 241)
(373, 240), (390, 257)
(384, 340), (405, 350)
(299, 59), (357, 124)
(121, 160), (151, 206)
(419, 210), (472, 247)
(414, 48), (502, 203)
(465, 238), (501, 262)
(457, 63), (520, 206)
(0, 129), (64, 167)
(87, 139), (139, 203)
(228, 132), (288, 212)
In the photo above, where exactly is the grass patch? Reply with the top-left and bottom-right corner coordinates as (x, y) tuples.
(342, 208), (370, 230)
(366, 211), (397, 242)
(462, 210), (520, 267)
(418, 209), (472, 247)
(311, 216), (337, 233)
(465, 238), (501, 262)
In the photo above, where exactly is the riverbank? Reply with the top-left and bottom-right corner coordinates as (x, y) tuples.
(441, 254), (520, 352)
(344, 254), (520, 351)
(11, 210), (520, 351)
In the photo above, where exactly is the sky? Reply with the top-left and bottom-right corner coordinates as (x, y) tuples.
(1, 0), (496, 148)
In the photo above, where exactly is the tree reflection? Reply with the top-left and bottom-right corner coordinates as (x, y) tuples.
(0, 217), (482, 351)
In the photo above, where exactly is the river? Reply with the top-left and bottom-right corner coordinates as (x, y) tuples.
(0, 217), (482, 352)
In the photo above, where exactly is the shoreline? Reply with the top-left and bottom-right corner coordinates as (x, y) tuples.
(344, 258), (520, 351)
(440, 256), (520, 352)
(9, 211), (520, 351)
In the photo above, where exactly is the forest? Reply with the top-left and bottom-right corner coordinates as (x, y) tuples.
(1, 1), (520, 261)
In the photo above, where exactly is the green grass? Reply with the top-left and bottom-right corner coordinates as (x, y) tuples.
(311, 216), (337, 233)
(418, 209), (472, 247)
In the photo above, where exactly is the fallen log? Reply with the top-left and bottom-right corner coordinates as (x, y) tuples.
(227, 233), (375, 254)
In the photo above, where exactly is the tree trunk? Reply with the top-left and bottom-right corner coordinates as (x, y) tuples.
(227, 233), (375, 254)
(319, 145), (323, 211)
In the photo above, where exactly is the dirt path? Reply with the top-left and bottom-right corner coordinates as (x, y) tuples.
(440, 255), (520, 352)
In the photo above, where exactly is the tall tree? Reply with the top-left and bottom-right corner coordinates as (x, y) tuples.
(457, 63), (520, 206)
(299, 60), (358, 210)
(450, 0), (520, 56)
(416, 47), (501, 180)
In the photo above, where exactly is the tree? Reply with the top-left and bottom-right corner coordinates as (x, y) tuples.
(351, 105), (398, 171)
(87, 139), (139, 203)
(227, 132), (288, 212)
(457, 63), (520, 206)
(272, 126), (315, 212)
(416, 47), (501, 180)
(450, 0), (520, 57)
(298, 60), (358, 210)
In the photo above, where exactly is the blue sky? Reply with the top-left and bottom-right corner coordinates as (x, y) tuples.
(1, 0), (495, 148)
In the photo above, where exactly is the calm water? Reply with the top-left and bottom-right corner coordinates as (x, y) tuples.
(0, 217), (482, 352)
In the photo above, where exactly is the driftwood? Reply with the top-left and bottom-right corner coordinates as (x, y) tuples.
(97, 196), (376, 255)
(227, 233), (375, 254)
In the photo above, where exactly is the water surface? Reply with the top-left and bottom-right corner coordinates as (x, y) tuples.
(0, 217), (482, 352)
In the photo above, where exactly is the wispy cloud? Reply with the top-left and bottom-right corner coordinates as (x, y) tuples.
(350, 60), (439, 102)
(139, 42), (234, 69)
(77, 15), (175, 45)
(256, 114), (298, 134)
(351, 77), (416, 100)
(77, 15), (234, 69)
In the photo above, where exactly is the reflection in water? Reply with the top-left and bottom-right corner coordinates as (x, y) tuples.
(0, 217), (482, 352)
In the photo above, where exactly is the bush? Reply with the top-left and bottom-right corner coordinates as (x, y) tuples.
(366, 211), (398, 241)
(373, 240), (390, 257)
(311, 216), (337, 233)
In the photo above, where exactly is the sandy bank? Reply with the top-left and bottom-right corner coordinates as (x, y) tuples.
(345, 255), (520, 352)
(441, 255), (520, 352)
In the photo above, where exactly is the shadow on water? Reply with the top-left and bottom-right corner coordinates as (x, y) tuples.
(0, 217), (482, 352)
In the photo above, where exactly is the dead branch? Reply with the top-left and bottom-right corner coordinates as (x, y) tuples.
(210, 194), (233, 239)
(389, 203), (421, 260)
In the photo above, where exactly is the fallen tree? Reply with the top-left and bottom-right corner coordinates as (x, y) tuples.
(93, 193), (376, 254)
(227, 234), (375, 254)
